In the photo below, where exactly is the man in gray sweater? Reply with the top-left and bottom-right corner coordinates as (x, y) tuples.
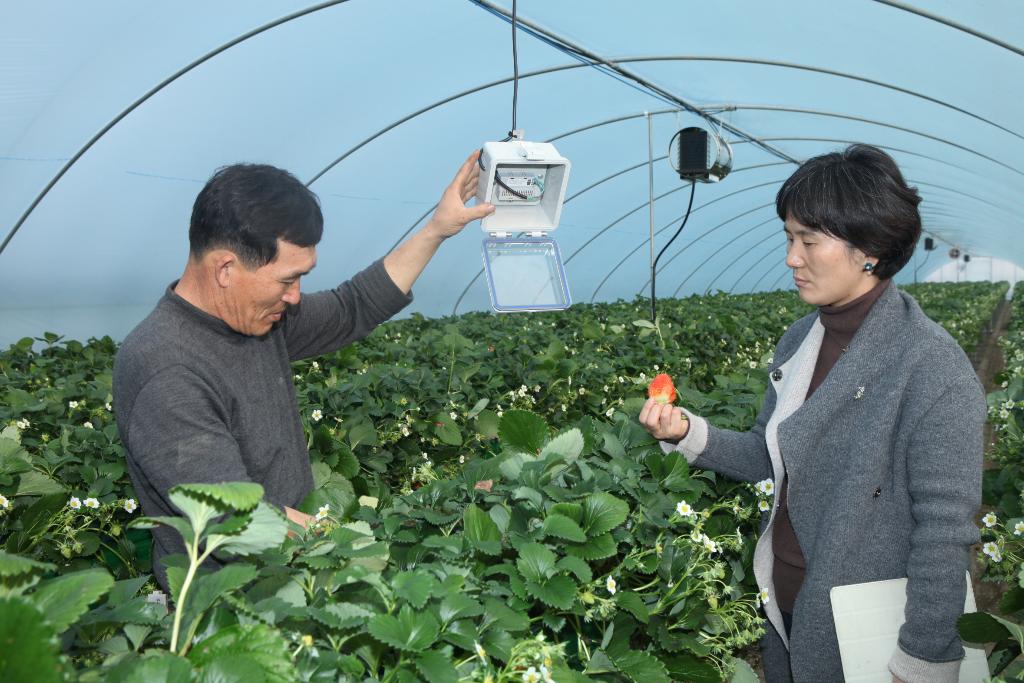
(113, 153), (493, 590)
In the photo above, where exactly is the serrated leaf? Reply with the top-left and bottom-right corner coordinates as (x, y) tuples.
(131, 515), (196, 546)
(468, 398), (490, 418)
(610, 650), (670, 683)
(180, 564), (259, 646)
(581, 492), (630, 537)
(215, 502), (288, 556)
(499, 410), (548, 453)
(614, 591), (650, 624)
(661, 652), (720, 683)
(482, 598), (530, 632)
(308, 602), (374, 630)
(729, 656), (759, 683)
(188, 623), (295, 683)
(13, 470), (65, 497)
(524, 575), (576, 610)
(549, 502), (583, 524)
(0, 549), (55, 585)
(367, 604), (440, 652)
(542, 514), (587, 542)
(414, 649), (458, 683)
(393, 570), (439, 609)
(958, 611), (1011, 643)
(439, 594), (484, 624)
(540, 428), (584, 462)
(31, 568), (114, 632)
(464, 503), (502, 555)
(173, 482), (263, 511)
(0, 596), (62, 683)
(196, 655), (265, 683)
(565, 533), (618, 560)
(517, 543), (557, 582)
(105, 652), (193, 683)
(556, 555), (593, 583)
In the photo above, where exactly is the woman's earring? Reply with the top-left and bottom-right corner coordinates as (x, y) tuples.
(863, 262), (875, 272)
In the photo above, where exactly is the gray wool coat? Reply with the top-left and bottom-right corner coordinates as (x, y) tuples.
(664, 283), (985, 682)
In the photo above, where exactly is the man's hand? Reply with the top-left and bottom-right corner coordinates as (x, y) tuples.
(639, 397), (690, 442)
(422, 150), (495, 241)
(383, 151), (496, 294)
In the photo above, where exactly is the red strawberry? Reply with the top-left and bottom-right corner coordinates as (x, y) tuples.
(648, 373), (677, 404)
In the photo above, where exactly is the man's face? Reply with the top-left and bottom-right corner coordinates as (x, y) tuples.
(224, 239), (317, 336)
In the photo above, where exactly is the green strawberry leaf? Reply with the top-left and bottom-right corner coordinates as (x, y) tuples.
(367, 604), (440, 652)
(542, 513), (587, 542)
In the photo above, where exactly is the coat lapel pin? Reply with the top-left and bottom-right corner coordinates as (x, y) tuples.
(854, 386), (865, 400)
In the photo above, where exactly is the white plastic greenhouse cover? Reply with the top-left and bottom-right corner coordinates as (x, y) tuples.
(1, 1), (1022, 346)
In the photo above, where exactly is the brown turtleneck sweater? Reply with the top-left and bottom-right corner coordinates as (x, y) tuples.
(772, 277), (891, 614)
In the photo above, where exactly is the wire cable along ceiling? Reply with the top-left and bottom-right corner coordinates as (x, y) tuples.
(0, 0), (1020, 344)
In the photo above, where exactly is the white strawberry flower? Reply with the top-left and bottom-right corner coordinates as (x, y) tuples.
(749, 361), (757, 369)
(606, 576), (617, 595)
(15, 418), (30, 430)
(459, 455), (466, 464)
(84, 497), (100, 509)
(1015, 521), (1024, 536)
(311, 409), (322, 422)
(311, 361), (320, 371)
(983, 512), (998, 528)
(676, 501), (694, 517)
(68, 496), (82, 509)
(522, 667), (541, 683)
(315, 504), (330, 521)
(540, 665), (555, 683)
(755, 479), (775, 496)
(401, 426), (410, 437)
(105, 402), (113, 411)
(982, 542), (1002, 562)
(703, 537), (719, 554)
(758, 588), (770, 606)
(0, 494), (9, 509)
(605, 408), (614, 418)
(474, 640), (487, 662)
(123, 498), (138, 513)
(758, 499), (770, 512)
(82, 421), (94, 429)
(68, 400), (79, 409)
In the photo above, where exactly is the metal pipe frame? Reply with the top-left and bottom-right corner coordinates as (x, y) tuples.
(668, 215), (777, 297)
(0, 0), (354, 256)
(870, 0), (1024, 58)
(701, 103), (1024, 180)
(7, 48), (1020, 257)
(703, 226), (785, 294)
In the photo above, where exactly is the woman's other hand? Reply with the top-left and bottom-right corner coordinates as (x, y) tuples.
(639, 397), (690, 442)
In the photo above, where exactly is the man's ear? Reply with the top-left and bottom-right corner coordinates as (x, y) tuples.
(210, 250), (239, 289)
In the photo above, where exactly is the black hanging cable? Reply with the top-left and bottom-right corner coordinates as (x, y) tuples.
(477, 0), (527, 201)
(651, 180), (696, 322)
(510, 0), (518, 136)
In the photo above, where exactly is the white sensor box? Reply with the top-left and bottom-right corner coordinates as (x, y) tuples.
(476, 140), (571, 233)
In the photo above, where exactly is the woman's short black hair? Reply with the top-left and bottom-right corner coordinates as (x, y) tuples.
(775, 144), (922, 279)
(189, 163), (323, 268)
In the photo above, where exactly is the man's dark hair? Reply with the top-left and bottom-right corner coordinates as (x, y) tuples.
(775, 144), (922, 280)
(189, 164), (323, 268)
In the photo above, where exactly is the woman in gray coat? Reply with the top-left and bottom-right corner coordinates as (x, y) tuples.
(640, 144), (985, 682)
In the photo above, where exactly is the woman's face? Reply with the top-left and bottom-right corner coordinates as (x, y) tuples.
(784, 217), (878, 307)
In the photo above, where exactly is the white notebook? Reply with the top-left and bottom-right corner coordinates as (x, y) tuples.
(830, 573), (989, 683)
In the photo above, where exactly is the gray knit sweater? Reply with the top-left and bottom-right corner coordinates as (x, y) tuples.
(664, 284), (985, 682)
(113, 260), (411, 589)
